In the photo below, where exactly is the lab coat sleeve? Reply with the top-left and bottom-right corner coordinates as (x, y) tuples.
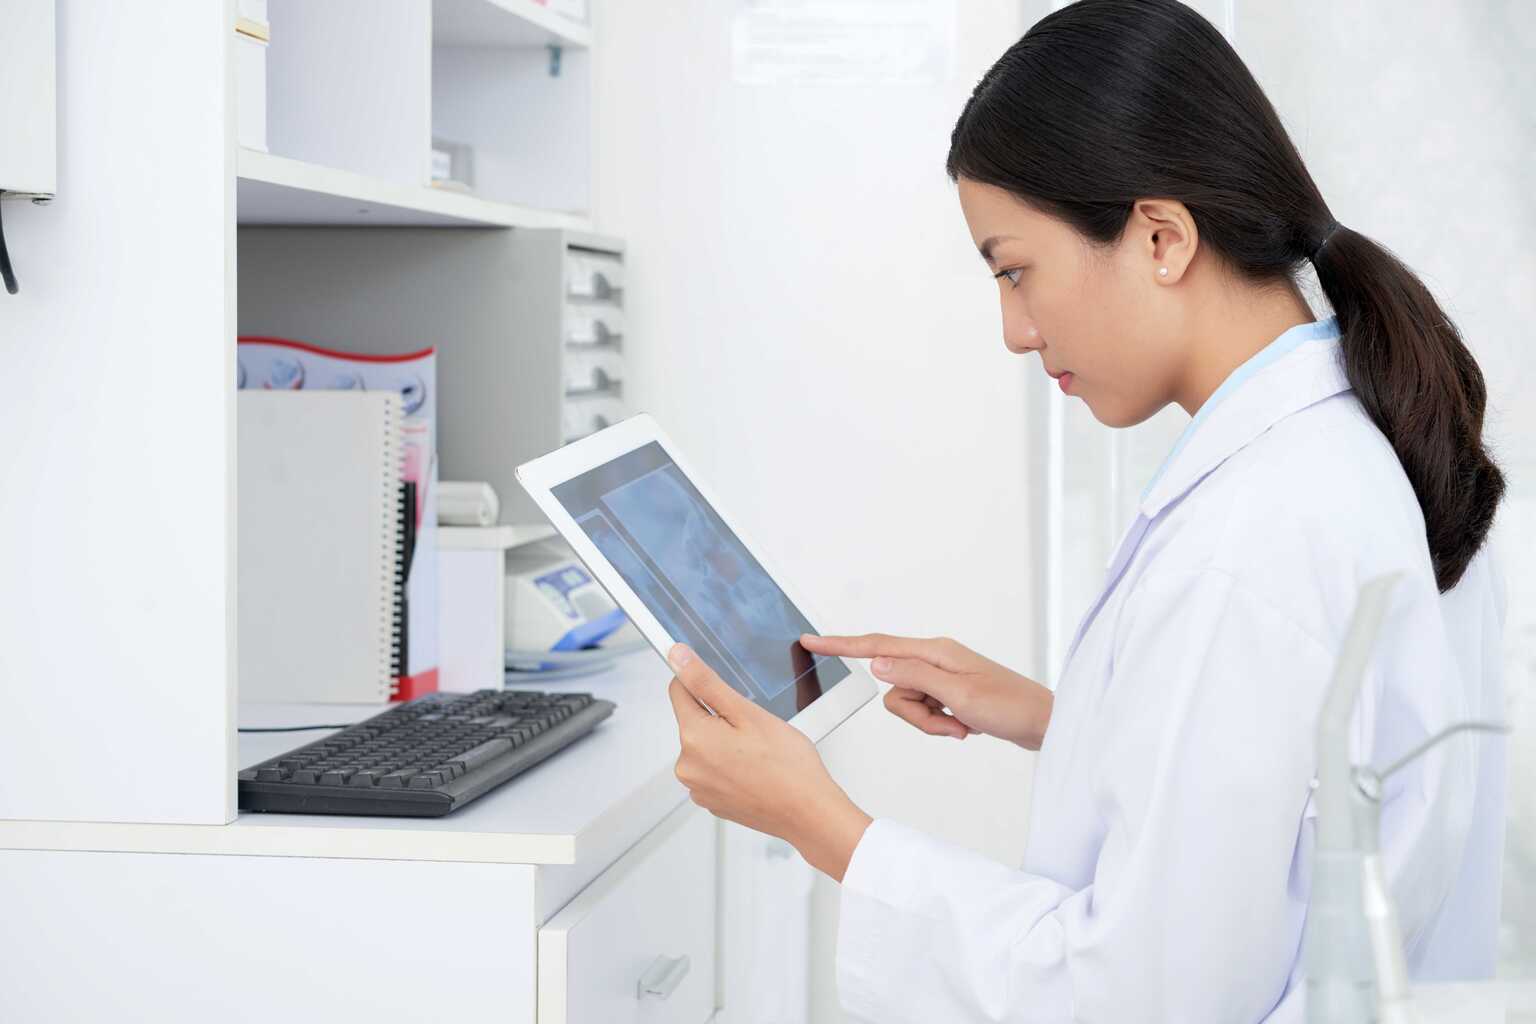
(836, 568), (1336, 1024)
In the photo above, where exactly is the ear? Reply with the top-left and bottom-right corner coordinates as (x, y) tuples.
(1131, 198), (1198, 284)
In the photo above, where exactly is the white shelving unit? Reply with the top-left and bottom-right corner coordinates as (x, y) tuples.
(241, 0), (593, 229)
(237, 148), (591, 229)
(4, 6), (758, 1021)
(433, 0), (591, 48)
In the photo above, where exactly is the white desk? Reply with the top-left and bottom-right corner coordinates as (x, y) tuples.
(0, 652), (722, 1024)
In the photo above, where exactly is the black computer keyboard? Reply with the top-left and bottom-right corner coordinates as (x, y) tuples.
(238, 689), (616, 817)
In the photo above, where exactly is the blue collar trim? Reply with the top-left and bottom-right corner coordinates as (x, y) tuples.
(1139, 315), (1341, 502)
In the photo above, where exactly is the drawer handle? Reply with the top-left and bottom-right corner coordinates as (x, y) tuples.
(637, 954), (691, 1000)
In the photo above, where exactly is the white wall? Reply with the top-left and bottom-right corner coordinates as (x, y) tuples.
(588, 2), (1039, 1020)
(0, 2), (235, 824)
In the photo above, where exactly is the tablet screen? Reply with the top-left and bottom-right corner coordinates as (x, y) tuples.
(552, 441), (850, 720)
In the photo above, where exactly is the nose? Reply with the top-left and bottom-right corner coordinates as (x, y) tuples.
(1003, 321), (1042, 355)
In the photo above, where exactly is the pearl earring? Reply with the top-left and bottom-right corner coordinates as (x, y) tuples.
(1157, 267), (1169, 278)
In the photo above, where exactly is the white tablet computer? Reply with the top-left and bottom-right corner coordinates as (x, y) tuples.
(515, 414), (877, 742)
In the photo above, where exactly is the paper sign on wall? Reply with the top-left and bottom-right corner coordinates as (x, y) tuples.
(732, 0), (956, 85)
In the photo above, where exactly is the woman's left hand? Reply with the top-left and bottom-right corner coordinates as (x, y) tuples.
(666, 644), (872, 882)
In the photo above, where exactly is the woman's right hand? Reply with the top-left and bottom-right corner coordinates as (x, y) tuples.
(798, 632), (1053, 751)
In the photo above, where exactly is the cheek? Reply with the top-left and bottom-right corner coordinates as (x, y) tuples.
(1086, 337), (1172, 426)
(1058, 275), (1165, 422)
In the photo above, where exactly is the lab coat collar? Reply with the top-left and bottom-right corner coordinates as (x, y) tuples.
(1138, 317), (1347, 518)
(1066, 317), (1349, 673)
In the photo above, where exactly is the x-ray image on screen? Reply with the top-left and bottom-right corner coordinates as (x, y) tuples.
(552, 442), (847, 721)
(577, 510), (701, 662)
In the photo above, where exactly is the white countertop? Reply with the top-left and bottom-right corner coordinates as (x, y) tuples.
(0, 651), (685, 866)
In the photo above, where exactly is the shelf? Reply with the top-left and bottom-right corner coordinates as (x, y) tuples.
(0, 652), (683, 867)
(237, 149), (591, 230)
(433, 0), (591, 49)
(438, 523), (558, 550)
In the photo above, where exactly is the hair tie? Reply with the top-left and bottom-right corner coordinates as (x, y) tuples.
(1310, 220), (1342, 261)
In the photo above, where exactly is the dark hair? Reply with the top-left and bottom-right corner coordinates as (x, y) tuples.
(947, 0), (1504, 593)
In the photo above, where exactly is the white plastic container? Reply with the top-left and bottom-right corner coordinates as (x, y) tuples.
(565, 305), (625, 345)
(561, 393), (627, 443)
(562, 347), (625, 394)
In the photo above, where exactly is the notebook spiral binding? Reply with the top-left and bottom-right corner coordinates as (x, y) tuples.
(380, 392), (406, 700)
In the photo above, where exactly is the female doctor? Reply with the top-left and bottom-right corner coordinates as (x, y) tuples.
(664, 1), (1508, 1020)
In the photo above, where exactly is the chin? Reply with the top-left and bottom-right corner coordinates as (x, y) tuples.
(1087, 400), (1155, 430)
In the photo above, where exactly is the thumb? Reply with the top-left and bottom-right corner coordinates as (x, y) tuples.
(668, 644), (754, 722)
(869, 655), (965, 707)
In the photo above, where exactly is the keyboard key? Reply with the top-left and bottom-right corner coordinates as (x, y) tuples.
(318, 768), (356, 786)
(349, 770), (386, 787)
(379, 769), (420, 788)
(256, 767), (286, 782)
(408, 771), (445, 789)
(290, 769), (321, 784)
(449, 738), (512, 773)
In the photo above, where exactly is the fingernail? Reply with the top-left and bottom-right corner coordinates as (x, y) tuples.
(872, 657), (891, 674)
(668, 643), (693, 670)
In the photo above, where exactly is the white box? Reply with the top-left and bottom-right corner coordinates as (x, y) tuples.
(439, 543), (505, 692)
(236, 30), (268, 152)
(437, 525), (558, 692)
(0, 0), (56, 196)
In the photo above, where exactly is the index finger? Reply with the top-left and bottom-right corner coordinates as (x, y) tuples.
(799, 632), (965, 672)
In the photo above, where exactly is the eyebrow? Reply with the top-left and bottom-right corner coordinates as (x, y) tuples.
(978, 235), (1019, 263)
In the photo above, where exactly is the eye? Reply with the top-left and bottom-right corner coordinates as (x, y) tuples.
(993, 267), (1024, 288)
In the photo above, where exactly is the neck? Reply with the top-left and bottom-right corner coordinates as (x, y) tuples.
(1173, 276), (1316, 417)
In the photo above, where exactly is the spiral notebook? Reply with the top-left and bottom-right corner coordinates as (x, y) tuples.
(238, 390), (406, 702)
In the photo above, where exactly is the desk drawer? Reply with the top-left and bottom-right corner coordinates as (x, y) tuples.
(539, 803), (716, 1024)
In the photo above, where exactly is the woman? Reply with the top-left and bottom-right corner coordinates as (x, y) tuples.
(664, 1), (1508, 1020)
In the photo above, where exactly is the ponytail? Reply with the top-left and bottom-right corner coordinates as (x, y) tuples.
(945, 0), (1506, 594)
(1310, 225), (1505, 592)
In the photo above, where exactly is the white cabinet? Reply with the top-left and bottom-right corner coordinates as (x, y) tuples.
(0, 654), (715, 1024)
(0, 850), (539, 1024)
(540, 803), (717, 1024)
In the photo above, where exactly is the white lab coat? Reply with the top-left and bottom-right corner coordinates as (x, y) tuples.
(836, 317), (1508, 1023)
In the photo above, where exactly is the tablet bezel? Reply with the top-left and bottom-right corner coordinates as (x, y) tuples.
(516, 413), (877, 744)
